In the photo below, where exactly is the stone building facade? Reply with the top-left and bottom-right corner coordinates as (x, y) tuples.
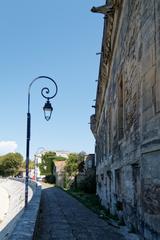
(90, 0), (160, 239)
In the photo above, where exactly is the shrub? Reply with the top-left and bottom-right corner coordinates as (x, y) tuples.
(79, 172), (96, 193)
(45, 175), (56, 184)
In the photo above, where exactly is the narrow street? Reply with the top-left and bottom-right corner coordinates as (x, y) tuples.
(35, 184), (125, 240)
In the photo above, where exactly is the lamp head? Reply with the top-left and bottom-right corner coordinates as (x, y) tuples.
(43, 99), (53, 121)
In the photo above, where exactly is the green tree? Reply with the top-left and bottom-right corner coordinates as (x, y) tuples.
(21, 159), (35, 169)
(29, 160), (35, 169)
(65, 152), (86, 176)
(39, 151), (56, 175)
(77, 151), (86, 172)
(64, 153), (79, 176)
(64, 152), (86, 188)
(78, 151), (86, 162)
(0, 152), (23, 177)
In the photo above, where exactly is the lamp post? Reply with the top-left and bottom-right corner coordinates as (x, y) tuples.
(25, 76), (58, 207)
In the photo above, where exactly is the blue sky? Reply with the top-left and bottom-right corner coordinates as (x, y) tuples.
(0, 0), (104, 159)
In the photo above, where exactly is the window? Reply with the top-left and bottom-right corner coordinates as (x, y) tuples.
(118, 76), (124, 140)
(132, 164), (140, 207)
(115, 168), (122, 197)
(108, 107), (112, 154)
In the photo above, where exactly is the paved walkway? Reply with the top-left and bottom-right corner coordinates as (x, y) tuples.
(35, 185), (125, 240)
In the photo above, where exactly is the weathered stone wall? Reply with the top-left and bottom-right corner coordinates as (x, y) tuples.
(0, 178), (41, 240)
(91, 0), (160, 239)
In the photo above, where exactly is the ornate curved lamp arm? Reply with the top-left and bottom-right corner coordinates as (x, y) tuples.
(27, 75), (58, 113)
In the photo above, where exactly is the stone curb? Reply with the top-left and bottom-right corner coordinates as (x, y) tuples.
(9, 184), (41, 240)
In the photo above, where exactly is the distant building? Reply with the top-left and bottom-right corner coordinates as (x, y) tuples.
(84, 154), (95, 171)
(34, 150), (70, 180)
(90, 0), (160, 239)
(74, 154), (96, 193)
(53, 160), (66, 188)
(53, 151), (70, 187)
(34, 150), (46, 180)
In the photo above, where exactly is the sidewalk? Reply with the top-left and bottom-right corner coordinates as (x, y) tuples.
(35, 185), (125, 240)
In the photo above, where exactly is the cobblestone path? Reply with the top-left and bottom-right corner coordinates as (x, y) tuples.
(35, 185), (125, 240)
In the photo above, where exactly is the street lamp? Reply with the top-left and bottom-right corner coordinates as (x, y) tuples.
(25, 76), (58, 207)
